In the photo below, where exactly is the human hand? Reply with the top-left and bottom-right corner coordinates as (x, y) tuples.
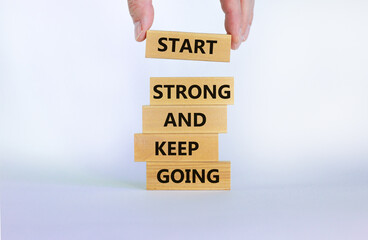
(128, 0), (254, 50)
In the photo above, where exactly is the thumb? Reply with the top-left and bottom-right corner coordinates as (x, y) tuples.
(128, 0), (154, 42)
(220, 0), (242, 50)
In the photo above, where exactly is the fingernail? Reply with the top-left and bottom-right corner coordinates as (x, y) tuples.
(134, 21), (143, 41)
(242, 24), (251, 42)
(233, 28), (242, 49)
(233, 41), (241, 50)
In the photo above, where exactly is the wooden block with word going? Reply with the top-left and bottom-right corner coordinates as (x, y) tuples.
(134, 133), (218, 162)
(150, 77), (234, 105)
(146, 161), (231, 190)
(142, 105), (227, 133)
(146, 30), (231, 62)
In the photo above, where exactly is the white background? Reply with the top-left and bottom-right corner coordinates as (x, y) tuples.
(1, 0), (368, 239)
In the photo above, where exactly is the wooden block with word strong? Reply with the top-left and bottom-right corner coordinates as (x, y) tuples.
(146, 161), (231, 190)
(150, 77), (234, 105)
(134, 133), (218, 162)
(146, 30), (231, 62)
(142, 105), (227, 133)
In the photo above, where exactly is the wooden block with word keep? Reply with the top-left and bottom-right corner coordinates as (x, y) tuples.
(142, 105), (227, 133)
(146, 161), (231, 190)
(145, 30), (231, 62)
(134, 133), (218, 162)
(150, 77), (234, 105)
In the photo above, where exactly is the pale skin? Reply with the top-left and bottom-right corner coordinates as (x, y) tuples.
(128, 0), (255, 50)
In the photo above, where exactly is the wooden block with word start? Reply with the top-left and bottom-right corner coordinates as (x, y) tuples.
(146, 161), (231, 190)
(142, 105), (227, 133)
(146, 30), (231, 62)
(134, 133), (218, 162)
(150, 77), (234, 105)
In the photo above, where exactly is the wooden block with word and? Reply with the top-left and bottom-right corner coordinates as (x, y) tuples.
(150, 77), (234, 105)
(146, 30), (231, 62)
(134, 133), (218, 162)
(142, 105), (227, 133)
(146, 161), (231, 190)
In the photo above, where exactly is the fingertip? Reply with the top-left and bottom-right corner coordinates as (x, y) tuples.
(222, 2), (242, 50)
(134, 21), (143, 41)
(134, 15), (153, 42)
(230, 28), (242, 50)
(241, 24), (251, 42)
(136, 32), (147, 42)
(231, 41), (241, 50)
(135, 23), (150, 42)
(130, 0), (154, 42)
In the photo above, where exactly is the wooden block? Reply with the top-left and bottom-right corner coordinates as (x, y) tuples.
(146, 161), (231, 190)
(150, 77), (234, 105)
(134, 133), (218, 162)
(142, 105), (227, 133)
(145, 30), (231, 62)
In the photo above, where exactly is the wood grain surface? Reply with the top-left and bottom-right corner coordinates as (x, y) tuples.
(150, 77), (234, 105)
(134, 133), (218, 162)
(142, 105), (227, 133)
(146, 161), (231, 190)
(145, 30), (231, 62)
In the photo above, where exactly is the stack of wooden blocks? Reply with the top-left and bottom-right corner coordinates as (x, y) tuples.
(134, 30), (233, 190)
